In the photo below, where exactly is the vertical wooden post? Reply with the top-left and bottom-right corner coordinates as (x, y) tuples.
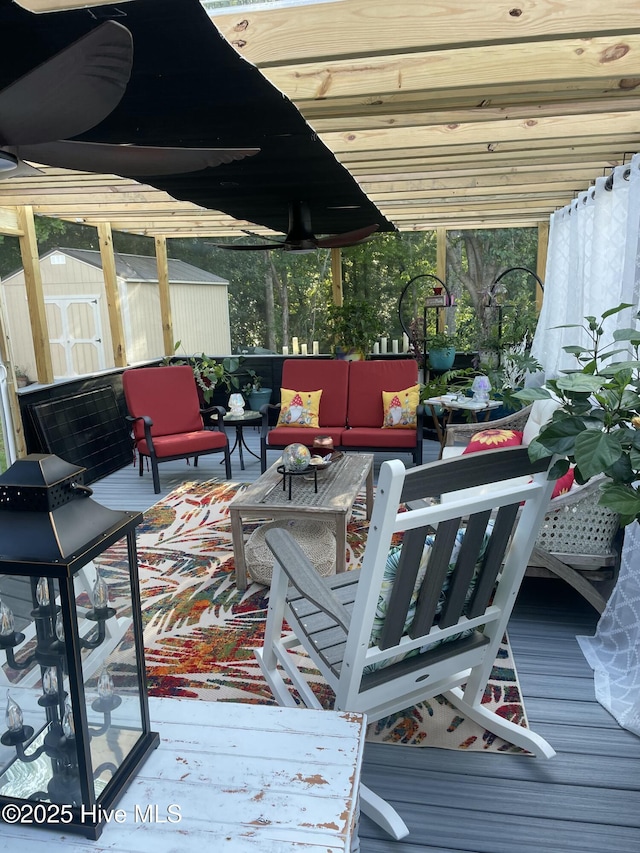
(331, 248), (343, 307)
(436, 226), (447, 332)
(154, 236), (174, 356)
(98, 222), (127, 367)
(536, 221), (549, 313)
(17, 206), (54, 385)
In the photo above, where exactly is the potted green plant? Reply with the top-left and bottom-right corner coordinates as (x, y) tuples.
(327, 299), (385, 360)
(242, 369), (272, 411)
(14, 366), (30, 388)
(516, 302), (640, 525)
(427, 331), (457, 371)
(163, 343), (242, 404)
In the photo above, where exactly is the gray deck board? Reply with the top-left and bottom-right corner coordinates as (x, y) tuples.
(88, 433), (638, 853)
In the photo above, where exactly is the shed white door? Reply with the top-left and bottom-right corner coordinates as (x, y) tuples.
(45, 296), (106, 377)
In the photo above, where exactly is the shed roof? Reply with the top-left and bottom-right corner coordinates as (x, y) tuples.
(4, 247), (229, 284)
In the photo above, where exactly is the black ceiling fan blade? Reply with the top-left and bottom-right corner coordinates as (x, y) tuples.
(15, 140), (260, 176)
(216, 242), (284, 251)
(0, 21), (133, 146)
(315, 224), (380, 249)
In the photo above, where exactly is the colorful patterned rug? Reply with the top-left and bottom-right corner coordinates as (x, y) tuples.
(95, 480), (530, 753)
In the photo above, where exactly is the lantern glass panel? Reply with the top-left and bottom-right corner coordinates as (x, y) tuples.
(0, 554), (145, 804)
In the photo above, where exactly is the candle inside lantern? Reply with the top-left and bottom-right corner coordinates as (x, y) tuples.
(5, 691), (23, 732)
(392, 339), (399, 353)
(55, 612), (64, 642)
(62, 701), (75, 739)
(0, 599), (14, 637)
(92, 572), (109, 610)
(43, 666), (58, 696)
(292, 337), (299, 355)
(36, 577), (50, 608)
(312, 341), (319, 355)
(301, 343), (308, 355)
(98, 667), (115, 700)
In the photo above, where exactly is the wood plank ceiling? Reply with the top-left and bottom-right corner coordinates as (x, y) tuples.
(2, 0), (640, 237)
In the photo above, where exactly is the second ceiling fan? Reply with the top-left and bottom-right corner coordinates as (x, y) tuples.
(217, 201), (379, 253)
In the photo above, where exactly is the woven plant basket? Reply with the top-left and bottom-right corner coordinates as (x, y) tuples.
(246, 518), (336, 586)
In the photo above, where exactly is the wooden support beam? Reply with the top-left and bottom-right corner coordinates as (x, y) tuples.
(0, 207), (22, 236)
(17, 206), (53, 385)
(154, 236), (175, 356)
(536, 221), (549, 313)
(331, 248), (343, 306)
(97, 222), (127, 368)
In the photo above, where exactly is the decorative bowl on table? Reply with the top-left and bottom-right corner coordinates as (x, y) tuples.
(282, 443), (311, 472)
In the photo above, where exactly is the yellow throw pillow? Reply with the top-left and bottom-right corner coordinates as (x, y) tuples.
(382, 384), (420, 429)
(277, 388), (322, 428)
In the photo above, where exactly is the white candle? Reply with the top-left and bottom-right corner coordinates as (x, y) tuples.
(380, 337), (388, 354)
(292, 336), (299, 355)
(301, 343), (308, 355)
(282, 345), (289, 355)
(392, 339), (399, 354)
(373, 342), (380, 354)
(402, 333), (409, 352)
(312, 341), (319, 355)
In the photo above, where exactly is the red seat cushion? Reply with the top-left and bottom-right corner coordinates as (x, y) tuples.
(341, 427), (417, 449)
(551, 466), (575, 499)
(267, 426), (345, 448)
(347, 361), (419, 428)
(138, 429), (226, 458)
(124, 365), (204, 442)
(280, 360), (349, 427)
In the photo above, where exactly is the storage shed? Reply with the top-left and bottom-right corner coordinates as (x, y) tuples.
(1, 248), (232, 381)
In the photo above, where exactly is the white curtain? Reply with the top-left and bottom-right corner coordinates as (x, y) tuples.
(531, 153), (640, 379)
(533, 154), (640, 736)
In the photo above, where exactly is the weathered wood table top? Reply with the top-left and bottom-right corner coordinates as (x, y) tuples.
(1, 698), (366, 852)
(230, 453), (374, 590)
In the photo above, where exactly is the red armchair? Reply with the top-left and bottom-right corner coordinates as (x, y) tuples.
(123, 365), (231, 493)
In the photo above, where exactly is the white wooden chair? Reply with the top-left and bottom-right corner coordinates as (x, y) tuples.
(256, 446), (558, 840)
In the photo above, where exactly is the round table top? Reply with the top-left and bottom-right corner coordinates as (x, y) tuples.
(223, 409), (261, 423)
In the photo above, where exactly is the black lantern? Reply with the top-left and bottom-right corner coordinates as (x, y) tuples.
(0, 454), (159, 839)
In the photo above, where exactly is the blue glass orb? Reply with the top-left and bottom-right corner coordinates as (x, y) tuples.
(283, 443), (311, 472)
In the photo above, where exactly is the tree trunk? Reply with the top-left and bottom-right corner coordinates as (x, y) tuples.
(264, 255), (276, 351)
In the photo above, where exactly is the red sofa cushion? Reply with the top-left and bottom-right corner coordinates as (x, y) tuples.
(341, 427), (418, 448)
(347, 360), (419, 428)
(280, 360), (349, 427)
(267, 426), (345, 448)
(124, 366), (203, 441)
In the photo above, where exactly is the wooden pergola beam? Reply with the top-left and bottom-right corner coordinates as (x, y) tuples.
(17, 206), (53, 385)
(97, 222), (127, 368)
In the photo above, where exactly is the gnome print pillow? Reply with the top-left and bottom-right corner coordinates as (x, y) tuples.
(277, 388), (322, 428)
(382, 384), (420, 429)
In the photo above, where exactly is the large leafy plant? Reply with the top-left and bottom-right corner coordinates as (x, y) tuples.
(516, 303), (640, 525)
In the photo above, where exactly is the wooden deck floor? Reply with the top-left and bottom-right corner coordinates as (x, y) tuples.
(90, 432), (640, 853)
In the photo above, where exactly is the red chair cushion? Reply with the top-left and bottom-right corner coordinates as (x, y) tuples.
(347, 361), (419, 428)
(280, 360), (349, 427)
(138, 429), (226, 458)
(552, 466), (575, 499)
(124, 366), (204, 441)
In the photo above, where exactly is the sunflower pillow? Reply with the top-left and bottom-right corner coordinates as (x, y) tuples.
(381, 384), (420, 429)
(277, 388), (322, 428)
(462, 428), (523, 453)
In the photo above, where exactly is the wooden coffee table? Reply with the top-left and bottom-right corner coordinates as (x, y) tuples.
(230, 453), (374, 590)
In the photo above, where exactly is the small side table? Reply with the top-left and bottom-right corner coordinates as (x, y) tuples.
(223, 410), (261, 470)
(423, 397), (502, 446)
